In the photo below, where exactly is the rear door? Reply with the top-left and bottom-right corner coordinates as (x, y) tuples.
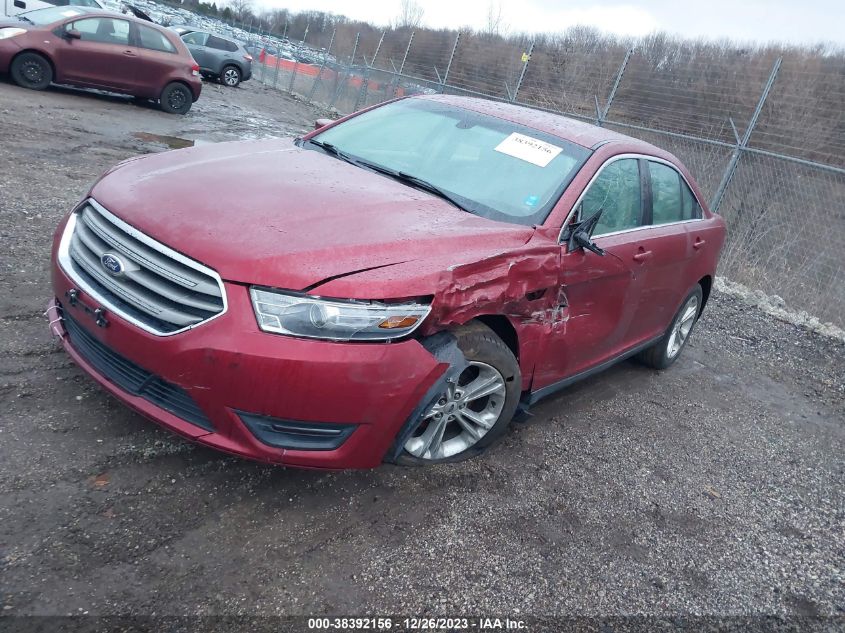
(623, 159), (703, 341)
(533, 157), (648, 388)
(205, 34), (240, 75)
(55, 16), (135, 91)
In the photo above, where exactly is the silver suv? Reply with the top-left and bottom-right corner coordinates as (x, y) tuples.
(172, 27), (252, 87)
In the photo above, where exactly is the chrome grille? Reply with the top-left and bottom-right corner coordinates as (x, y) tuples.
(59, 199), (226, 335)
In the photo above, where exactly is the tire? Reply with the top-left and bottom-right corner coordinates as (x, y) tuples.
(398, 322), (521, 465)
(220, 65), (241, 87)
(159, 82), (192, 115)
(10, 52), (53, 90)
(636, 284), (703, 370)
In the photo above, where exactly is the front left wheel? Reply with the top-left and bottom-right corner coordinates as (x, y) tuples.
(399, 323), (521, 465)
(159, 82), (192, 115)
(10, 52), (53, 90)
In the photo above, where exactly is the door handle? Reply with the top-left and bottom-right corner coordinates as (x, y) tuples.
(633, 250), (652, 262)
(693, 237), (706, 250)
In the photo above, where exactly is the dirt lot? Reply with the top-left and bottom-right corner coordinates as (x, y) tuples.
(0, 79), (843, 624)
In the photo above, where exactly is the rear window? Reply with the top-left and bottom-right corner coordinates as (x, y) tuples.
(137, 24), (176, 53)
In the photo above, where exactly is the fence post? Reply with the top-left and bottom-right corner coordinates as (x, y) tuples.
(711, 56), (782, 212)
(598, 47), (633, 126)
(272, 23), (286, 89)
(393, 31), (415, 97)
(355, 32), (384, 111)
(330, 33), (359, 110)
(439, 32), (460, 94)
(308, 28), (336, 104)
(511, 40), (534, 103)
(288, 24), (310, 95)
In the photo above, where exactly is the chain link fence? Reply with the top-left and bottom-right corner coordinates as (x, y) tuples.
(245, 25), (845, 327)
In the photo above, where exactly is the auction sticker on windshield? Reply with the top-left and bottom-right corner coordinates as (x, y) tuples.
(494, 132), (563, 167)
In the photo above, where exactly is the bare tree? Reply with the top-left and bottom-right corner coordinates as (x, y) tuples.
(394, 0), (424, 29)
(483, 1), (507, 37)
(228, 0), (253, 23)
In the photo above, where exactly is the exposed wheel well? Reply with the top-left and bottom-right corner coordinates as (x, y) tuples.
(698, 275), (712, 315)
(475, 315), (519, 361)
(12, 49), (56, 77)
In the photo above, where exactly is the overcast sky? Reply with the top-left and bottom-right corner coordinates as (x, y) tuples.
(252, 0), (844, 46)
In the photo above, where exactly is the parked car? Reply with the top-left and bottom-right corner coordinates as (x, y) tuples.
(1, 0), (101, 18)
(0, 6), (201, 113)
(48, 96), (726, 469)
(170, 25), (251, 86)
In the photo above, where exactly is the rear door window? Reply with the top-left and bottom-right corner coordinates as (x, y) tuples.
(67, 18), (130, 46)
(137, 24), (176, 53)
(648, 161), (684, 225)
(680, 178), (703, 220)
(583, 158), (643, 236)
(206, 35), (233, 51)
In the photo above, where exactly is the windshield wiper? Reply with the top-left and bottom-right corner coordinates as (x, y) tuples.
(305, 139), (358, 167)
(304, 139), (470, 214)
(17, 15), (33, 23)
(353, 161), (470, 214)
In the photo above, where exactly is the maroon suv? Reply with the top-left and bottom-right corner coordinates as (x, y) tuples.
(0, 6), (201, 113)
(48, 96), (726, 469)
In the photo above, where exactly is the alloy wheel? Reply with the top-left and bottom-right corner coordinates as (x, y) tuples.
(223, 68), (239, 86)
(404, 361), (507, 460)
(667, 295), (699, 359)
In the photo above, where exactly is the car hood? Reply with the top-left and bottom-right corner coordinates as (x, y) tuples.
(90, 139), (536, 292)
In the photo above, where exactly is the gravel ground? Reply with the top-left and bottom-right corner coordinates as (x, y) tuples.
(0, 78), (843, 626)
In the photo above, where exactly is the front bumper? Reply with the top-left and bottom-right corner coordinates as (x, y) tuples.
(50, 255), (446, 469)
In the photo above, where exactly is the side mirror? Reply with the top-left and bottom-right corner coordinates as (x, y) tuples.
(65, 29), (82, 40)
(564, 209), (606, 257)
(313, 118), (333, 130)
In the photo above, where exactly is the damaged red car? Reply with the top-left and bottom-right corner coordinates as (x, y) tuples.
(48, 95), (726, 469)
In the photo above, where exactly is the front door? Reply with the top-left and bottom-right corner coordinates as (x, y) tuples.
(181, 31), (214, 72)
(533, 157), (649, 389)
(56, 16), (136, 92)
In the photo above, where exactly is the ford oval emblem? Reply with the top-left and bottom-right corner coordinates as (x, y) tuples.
(100, 253), (125, 277)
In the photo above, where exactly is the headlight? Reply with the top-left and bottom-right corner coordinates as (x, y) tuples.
(250, 287), (430, 341)
(0, 28), (26, 40)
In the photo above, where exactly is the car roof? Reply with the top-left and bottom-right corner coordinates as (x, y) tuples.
(171, 25), (237, 43)
(417, 94), (661, 152)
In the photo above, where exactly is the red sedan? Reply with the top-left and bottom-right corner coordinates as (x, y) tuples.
(48, 96), (726, 468)
(0, 6), (201, 113)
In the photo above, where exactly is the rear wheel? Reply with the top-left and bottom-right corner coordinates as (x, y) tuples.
(159, 82), (192, 115)
(220, 65), (241, 87)
(10, 52), (52, 90)
(637, 285), (703, 370)
(399, 323), (521, 465)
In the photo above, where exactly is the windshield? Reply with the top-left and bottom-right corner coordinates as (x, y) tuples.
(308, 99), (591, 226)
(18, 6), (90, 24)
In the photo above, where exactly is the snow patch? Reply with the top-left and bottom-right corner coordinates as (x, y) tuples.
(715, 277), (845, 343)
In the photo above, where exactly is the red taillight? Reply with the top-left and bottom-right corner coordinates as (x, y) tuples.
(244, 54), (253, 62)
(191, 63), (200, 77)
